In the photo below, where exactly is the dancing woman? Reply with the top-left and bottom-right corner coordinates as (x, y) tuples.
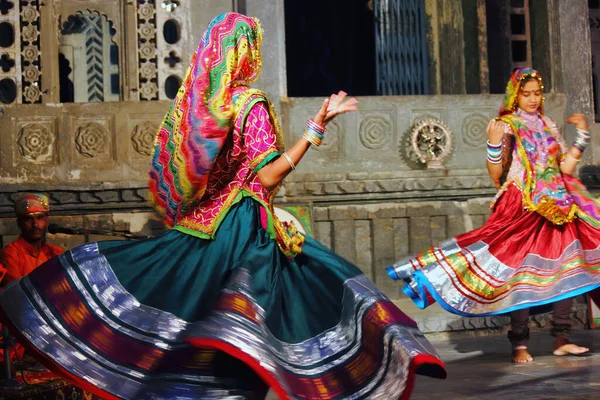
(0, 12), (445, 399)
(388, 68), (600, 363)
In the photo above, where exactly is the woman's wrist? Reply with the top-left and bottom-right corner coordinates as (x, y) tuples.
(486, 140), (503, 164)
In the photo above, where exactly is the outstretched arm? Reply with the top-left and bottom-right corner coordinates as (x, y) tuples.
(559, 114), (588, 176)
(257, 91), (358, 191)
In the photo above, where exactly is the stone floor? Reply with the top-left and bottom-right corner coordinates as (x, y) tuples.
(265, 329), (600, 399)
(411, 329), (600, 399)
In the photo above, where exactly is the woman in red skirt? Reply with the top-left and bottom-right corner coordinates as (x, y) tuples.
(388, 68), (600, 363)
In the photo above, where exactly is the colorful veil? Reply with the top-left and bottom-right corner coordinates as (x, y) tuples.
(149, 12), (263, 227)
(499, 67), (545, 116)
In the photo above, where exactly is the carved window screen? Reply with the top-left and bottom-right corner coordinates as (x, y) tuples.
(0, 0), (189, 105)
(137, 0), (187, 101)
(0, 0), (40, 104)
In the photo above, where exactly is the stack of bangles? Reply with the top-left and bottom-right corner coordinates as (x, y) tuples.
(486, 141), (503, 164)
(303, 119), (326, 147)
(573, 127), (591, 153)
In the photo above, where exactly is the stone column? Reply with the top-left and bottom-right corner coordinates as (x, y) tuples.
(436, 0), (466, 94)
(188, 1), (232, 55)
(245, 0), (287, 110)
(188, 0), (287, 111)
(425, 0), (468, 95)
(556, 0), (594, 139)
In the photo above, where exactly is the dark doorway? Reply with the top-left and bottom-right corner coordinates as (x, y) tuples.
(284, 0), (376, 97)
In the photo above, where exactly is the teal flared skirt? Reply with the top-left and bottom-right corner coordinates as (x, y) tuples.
(0, 198), (445, 399)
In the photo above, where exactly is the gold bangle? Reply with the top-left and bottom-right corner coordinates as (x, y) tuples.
(282, 152), (296, 170)
(302, 130), (322, 147)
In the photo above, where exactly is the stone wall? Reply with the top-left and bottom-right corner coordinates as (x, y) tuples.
(280, 93), (565, 202)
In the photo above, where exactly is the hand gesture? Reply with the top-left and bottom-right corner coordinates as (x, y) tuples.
(313, 91), (358, 127)
(486, 120), (505, 144)
(566, 113), (588, 131)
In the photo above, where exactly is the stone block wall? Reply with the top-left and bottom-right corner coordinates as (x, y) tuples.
(312, 198), (492, 299)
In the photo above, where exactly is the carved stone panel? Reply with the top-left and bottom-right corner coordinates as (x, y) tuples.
(0, 0), (21, 104)
(136, 0), (159, 101)
(131, 120), (159, 157)
(73, 118), (113, 162)
(14, 118), (56, 164)
(315, 119), (341, 152)
(19, 0), (40, 104)
(461, 110), (493, 148)
(156, 0), (189, 100)
(358, 112), (393, 150)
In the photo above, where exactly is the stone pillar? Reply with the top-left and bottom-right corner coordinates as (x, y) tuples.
(245, 0), (287, 110)
(556, 0), (594, 142)
(436, 0), (466, 94)
(530, 0), (561, 93)
(425, 0), (467, 94)
(188, 1), (232, 55)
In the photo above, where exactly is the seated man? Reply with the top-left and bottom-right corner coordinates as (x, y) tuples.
(0, 193), (63, 366)
(1, 193), (63, 286)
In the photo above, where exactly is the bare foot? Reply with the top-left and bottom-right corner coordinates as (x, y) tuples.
(512, 348), (534, 363)
(553, 337), (589, 356)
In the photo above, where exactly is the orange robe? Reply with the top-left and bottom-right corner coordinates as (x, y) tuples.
(0, 237), (63, 362)
(1, 236), (63, 284)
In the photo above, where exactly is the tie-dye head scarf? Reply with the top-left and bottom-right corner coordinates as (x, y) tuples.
(149, 12), (263, 227)
(499, 68), (545, 116)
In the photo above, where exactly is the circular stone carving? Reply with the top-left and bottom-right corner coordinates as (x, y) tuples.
(410, 119), (454, 169)
(21, 24), (39, 42)
(22, 84), (40, 103)
(359, 114), (391, 150)
(316, 119), (340, 151)
(138, 22), (156, 41)
(20, 6), (40, 23)
(75, 122), (109, 158)
(140, 81), (158, 100)
(22, 45), (39, 62)
(137, 4), (155, 20)
(132, 121), (158, 156)
(17, 123), (53, 161)
(139, 42), (157, 59)
(462, 113), (489, 147)
(140, 61), (157, 79)
(23, 65), (40, 82)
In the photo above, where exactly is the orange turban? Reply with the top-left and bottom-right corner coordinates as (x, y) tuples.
(14, 193), (50, 215)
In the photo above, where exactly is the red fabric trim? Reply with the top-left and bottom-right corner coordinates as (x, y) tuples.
(0, 307), (122, 400)
(400, 354), (447, 400)
(187, 337), (290, 400)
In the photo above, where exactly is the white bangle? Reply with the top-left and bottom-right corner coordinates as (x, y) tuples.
(561, 153), (581, 165)
(282, 152), (296, 170)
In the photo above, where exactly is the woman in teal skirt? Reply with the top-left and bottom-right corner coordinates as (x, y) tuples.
(0, 12), (446, 399)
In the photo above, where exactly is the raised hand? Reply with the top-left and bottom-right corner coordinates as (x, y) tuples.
(313, 91), (358, 127)
(566, 113), (588, 131)
(487, 120), (505, 145)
